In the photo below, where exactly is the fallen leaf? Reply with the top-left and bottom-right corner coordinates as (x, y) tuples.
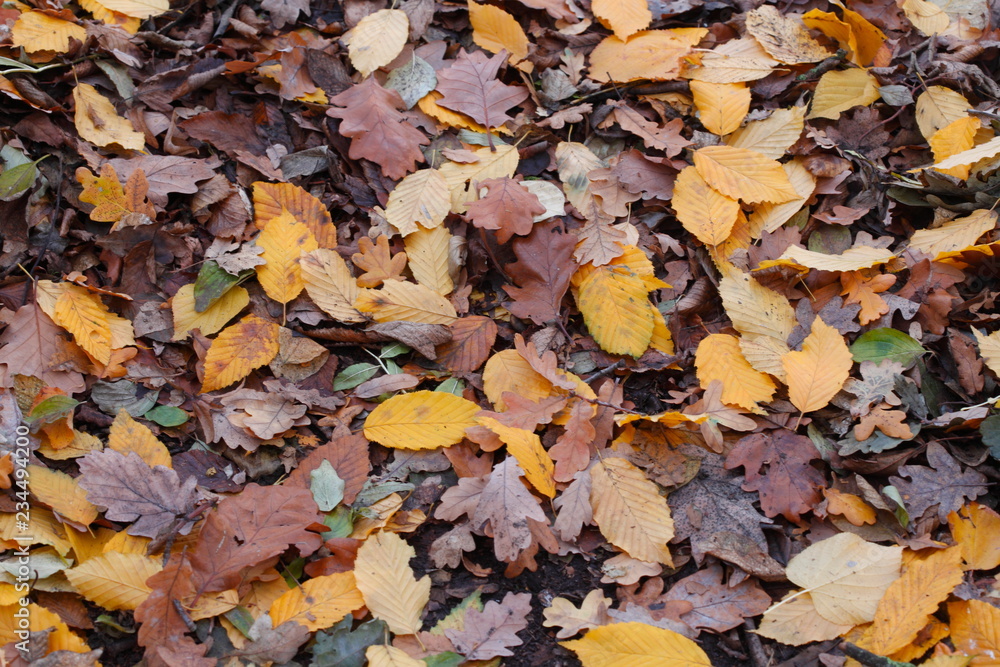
(353, 532), (430, 635)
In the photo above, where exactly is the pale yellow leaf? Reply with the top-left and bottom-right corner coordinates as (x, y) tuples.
(65, 552), (161, 611)
(916, 86), (970, 140)
(300, 248), (364, 323)
(575, 265), (654, 357)
(590, 458), (674, 565)
(353, 531), (431, 635)
(782, 319), (853, 413)
(439, 144), (519, 212)
(927, 134), (1000, 173)
(73, 83), (144, 151)
(807, 68), (881, 121)
(11, 11), (86, 54)
(555, 141), (607, 223)
(477, 416), (555, 497)
(910, 209), (997, 257)
(385, 169), (451, 236)
(268, 572), (364, 631)
(761, 244), (895, 272)
(718, 268), (796, 342)
(592, 0), (652, 40)
(469, 1), (531, 69)
(588, 29), (707, 83)
(364, 390), (480, 450)
(695, 334), (776, 413)
(348, 9), (408, 78)
(745, 5), (833, 64)
(482, 349), (556, 411)
(739, 334), (791, 382)
(255, 209), (318, 304)
(693, 145), (798, 204)
(929, 116), (980, 179)
(689, 81), (751, 136)
(561, 621), (711, 666)
(27, 465), (99, 525)
(355, 279), (458, 324)
(543, 589), (613, 639)
(107, 409), (171, 469)
(974, 328), (1000, 377)
(683, 37), (780, 83)
(403, 225), (454, 296)
(902, 0), (950, 34)
(171, 283), (250, 341)
(757, 591), (854, 646)
(747, 158), (815, 237)
(785, 532), (902, 626)
(52, 286), (112, 364)
(201, 314), (281, 393)
(727, 106), (806, 160)
(366, 645), (426, 667)
(90, 0), (167, 19)
(671, 165), (741, 245)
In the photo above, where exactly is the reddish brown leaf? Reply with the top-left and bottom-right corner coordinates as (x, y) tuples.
(465, 177), (545, 243)
(434, 49), (529, 131)
(284, 433), (372, 504)
(435, 316), (498, 372)
(504, 220), (578, 326)
(445, 592), (532, 659)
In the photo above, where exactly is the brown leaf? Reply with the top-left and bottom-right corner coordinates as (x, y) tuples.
(853, 406), (914, 440)
(472, 457), (547, 562)
(369, 321), (452, 359)
(227, 620), (310, 663)
(352, 235), (408, 288)
(662, 563), (771, 633)
(284, 433), (371, 505)
(503, 220), (578, 326)
(445, 592), (531, 659)
(889, 442), (988, 522)
(435, 316), (498, 372)
(435, 49), (529, 131)
(465, 177), (545, 243)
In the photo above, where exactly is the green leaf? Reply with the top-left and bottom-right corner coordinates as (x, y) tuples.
(193, 261), (242, 313)
(311, 617), (387, 667)
(436, 378), (465, 396)
(223, 606), (256, 639)
(144, 405), (189, 427)
(423, 653), (466, 667)
(333, 363), (380, 391)
(851, 328), (926, 368)
(0, 158), (43, 202)
(981, 415), (1000, 460)
(27, 395), (79, 424)
(310, 459), (345, 511)
(321, 506), (354, 540)
(379, 342), (410, 359)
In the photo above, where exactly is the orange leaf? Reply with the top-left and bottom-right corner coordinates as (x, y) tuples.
(782, 319), (852, 413)
(201, 314), (281, 392)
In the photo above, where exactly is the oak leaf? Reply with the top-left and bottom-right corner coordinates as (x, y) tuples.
(473, 457), (548, 562)
(542, 589), (612, 639)
(445, 592), (531, 659)
(888, 442), (987, 522)
(466, 177), (545, 243)
(503, 221), (578, 325)
(662, 563), (771, 633)
(435, 49), (529, 132)
(351, 235), (408, 288)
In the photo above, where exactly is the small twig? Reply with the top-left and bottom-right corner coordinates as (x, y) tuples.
(582, 359), (624, 384)
(741, 619), (769, 667)
(842, 643), (915, 667)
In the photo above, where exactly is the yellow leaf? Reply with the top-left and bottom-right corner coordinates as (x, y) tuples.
(948, 599), (1000, 666)
(256, 209), (318, 304)
(717, 268), (796, 343)
(782, 319), (852, 413)
(671, 165), (741, 245)
(171, 283), (249, 341)
(418, 91), (491, 133)
(366, 645), (426, 667)
(404, 225), (454, 296)
(77, 164), (128, 222)
(102, 530), (150, 555)
(927, 134), (1000, 173)
(355, 279), (458, 324)
(590, 457), (674, 565)
(65, 551), (161, 611)
(760, 244), (895, 273)
(349, 493), (404, 539)
(916, 86), (971, 141)
(107, 409), (171, 469)
(807, 68), (880, 120)
(0, 508), (72, 557)
(65, 526), (116, 564)
(859, 546), (963, 655)
(469, 0), (531, 70)
(353, 531), (431, 635)
(364, 390), (480, 450)
(695, 334), (776, 413)
(649, 307), (675, 355)
(802, 7), (883, 66)
(201, 314), (281, 392)
(482, 349), (556, 411)
(592, 0), (652, 40)
(757, 591), (853, 645)
(683, 37), (779, 84)
(300, 248), (364, 323)
(348, 9), (408, 78)
(561, 621), (711, 666)
(87, 0), (167, 19)
(73, 83), (144, 151)
(27, 465), (99, 525)
(910, 210), (997, 257)
(439, 144), (519, 213)
(689, 81), (750, 136)
(477, 416), (555, 497)
(252, 181), (337, 247)
(728, 106), (807, 160)
(902, 0), (950, 35)
(785, 532), (902, 625)
(11, 11), (86, 55)
(268, 572), (364, 631)
(52, 285), (113, 364)
(744, 5), (833, 64)
(79, 0), (140, 33)
(588, 29), (707, 83)
(930, 116), (980, 179)
(385, 169), (452, 236)
(949, 503), (1000, 571)
(575, 264), (654, 357)
(0, 603), (89, 653)
(974, 328), (1000, 377)
(693, 145), (798, 204)
(746, 158), (815, 237)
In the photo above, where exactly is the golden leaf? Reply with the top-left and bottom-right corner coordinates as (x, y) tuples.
(300, 248), (364, 322)
(802, 6), (884, 66)
(201, 314), (281, 392)
(574, 264), (654, 357)
(717, 268), (796, 343)
(683, 37), (779, 83)
(11, 11), (86, 55)
(671, 165), (741, 245)
(352, 235), (408, 288)
(252, 182), (337, 247)
(693, 145), (798, 204)
(591, 0), (652, 41)
(744, 5), (833, 64)
(53, 286), (113, 365)
(728, 106), (807, 160)
(782, 319), (853, 413)
(385, 169), (452, 236)
(949, 503), (1000, 571)
(746, 158), (815, 237)
(0, 508), (72, 557)
(79, 0), (140, 33)
(689, 81), (751, 136)
(695, 334), (776, 413)
(948, 599), (1000, 665)
(469, 0), (531, 69)
(171, 283), (249, 341)
(73, 83), (144, 151)
(929, 116), (980, 179)
(364, 390), (481, 450)
(255, 209), (319, 304)
(348, 9), (409, 78)
(439, 144), (519, 212)
(588, 29), (707, 83)
(590, 457), (674, 565)
(561, 621), (711, 666)
(759, 244), (895, 273)
(482, 349), (556, 411)
(107, 409), (171, 469)
(404, 225), (454, 296)
(927, 134), (1000, 173)
(268, 572), (364, 631)
(355, 280), (458, 324)
(910, 209), (997, 258)
(65, 552), (161, 611)
(807, 68), (880, 121)
(902, 0), (950, 35)
(353, 531), (431, 635)
(477, 416), (555, 497)
(77, 164), (129, 223)
(916, 86), (971, 140)
(27, 465), (98, 525)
